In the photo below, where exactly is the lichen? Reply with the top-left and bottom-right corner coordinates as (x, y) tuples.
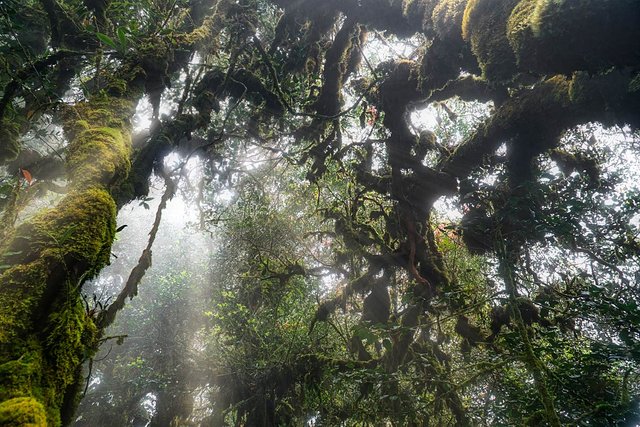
(462, 0), (519, 82)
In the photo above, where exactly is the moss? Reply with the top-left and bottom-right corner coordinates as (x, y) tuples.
(66, 127), (131, 186)
(569, 71), (628, 106)
(44, 298), (97, 392)
(431, 0), (467, 40)
(508, 0), (640, 75)
(462, 0), (519, 82)
(402, 0), (436, 34)
(444, 75), (572, 180)
(62, 97), (134, 138)
(0, 188), (116, 348)
(0, 287), (100, 427)
(42, 296), (98, 425)
(1, 79), (134, 427)
(61, 97), (135, 189)
(0, 397), (47, 426)
(569, 70), (640, 128)
(0, 296), (98, 427)
(0, 348), (42, 402)
(0, 261), (50, 346)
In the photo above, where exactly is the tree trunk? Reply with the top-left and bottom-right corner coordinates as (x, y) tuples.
(0, 95), (136, 425)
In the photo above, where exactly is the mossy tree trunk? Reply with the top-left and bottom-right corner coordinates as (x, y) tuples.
(0, 95), (137, 426)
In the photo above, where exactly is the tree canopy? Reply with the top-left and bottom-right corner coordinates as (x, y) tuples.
(1, 0), (640, 425)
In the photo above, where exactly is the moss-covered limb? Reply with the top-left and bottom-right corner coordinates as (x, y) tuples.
(6, 150), (66, 183)
(0, 397), (48, 426)
(114, 113), (203, 207)
(0, 187), (116, 344)
(441, 76), (572, 180)
(0, 296), (98, 427)
(442, 70), (640, 182)
(428, 74), (508, 105)
(311, 267), (385, 328)
(0, 186), (115, 425)
(461, 0), (519, 82)
(60, 97), (136, 189)
(508, 0), (640, 76)
(0, 50), (72, 123)
(37, 0), (69, 48)
(312, 18), (361, 118)
(0, 97), (134, 425)
(0, 180), (68, 244)
(273, 0), (416, 37)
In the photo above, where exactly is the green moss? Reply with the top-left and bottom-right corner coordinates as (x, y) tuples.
(0, 296), (98, 427)
(462, 0), (519, 82)
(0, 188), (116, 347)
(0, 261), (50, 345)
(508, 0), (640, 75)
(62, 97), (135, 140)
(66, 127), (131, 186)
(0, 288), (100, 427)
(431, 0), (466, 40)
(0, 397), (47, 426)
(0, 349), (42, 402)
(43, 297), (98, 419)
(0, 95), (131, 424)
(45, 300), (92, 387)
(61, 97), (135, 188)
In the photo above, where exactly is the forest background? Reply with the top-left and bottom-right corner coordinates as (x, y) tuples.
(1, 0), (640, 425)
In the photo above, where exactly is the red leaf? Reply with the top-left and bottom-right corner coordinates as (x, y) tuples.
(20, 168), (33, 185)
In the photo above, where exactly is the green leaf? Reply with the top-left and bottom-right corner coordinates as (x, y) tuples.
(117, 27), (127, 51)
(96, 32), (117, 50)
(58, 225), (78, 244)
